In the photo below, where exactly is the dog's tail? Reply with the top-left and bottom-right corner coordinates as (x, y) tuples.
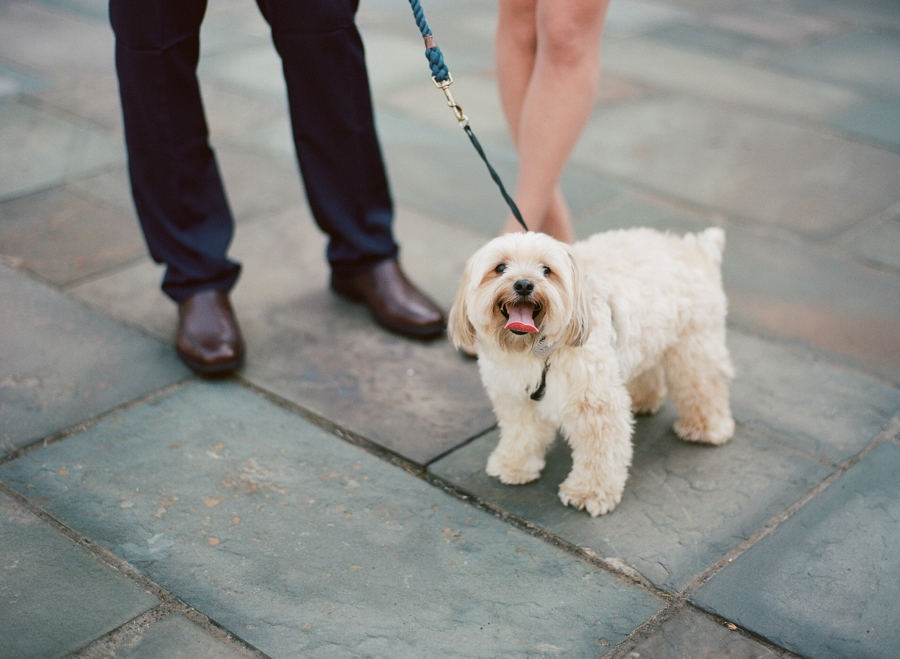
(694, 227), (725, 266)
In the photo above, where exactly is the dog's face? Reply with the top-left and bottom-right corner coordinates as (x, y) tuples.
(449, 232), (591, 352)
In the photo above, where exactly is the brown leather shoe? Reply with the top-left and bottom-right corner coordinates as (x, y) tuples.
(176, 289), (245, 376)
(331, 259), (445, 338)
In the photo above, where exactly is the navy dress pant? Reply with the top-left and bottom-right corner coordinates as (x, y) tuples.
(110, 0), (398, 302)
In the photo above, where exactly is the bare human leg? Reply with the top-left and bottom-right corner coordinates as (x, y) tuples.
(495, 0), (610, 243)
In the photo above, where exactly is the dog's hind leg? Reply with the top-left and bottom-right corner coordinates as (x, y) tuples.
(627, 364), (667, 415)
(558, 387), (634, 517)
(487, 397), (557, 485)
(663, 332), (734, 445)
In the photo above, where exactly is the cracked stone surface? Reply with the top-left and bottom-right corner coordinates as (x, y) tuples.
(0, 492), (158, 659)
(0, 381), (664, 658)
(692, 441), (900, 659)
(429, 330), (900, 591)
(0, 265), (189, 456)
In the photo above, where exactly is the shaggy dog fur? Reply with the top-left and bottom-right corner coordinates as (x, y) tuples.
(448, 228), (734, 516)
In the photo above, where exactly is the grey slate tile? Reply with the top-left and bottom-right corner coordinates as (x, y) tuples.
(575, 95), (899, 238)
(114, 615), (247, 659)
(0, 381), (665, 659)
(376, 111), (626, 232)
(829, 99), (900, 152)
(722, 225), (900, 386)
(0, 100), (123, 201)
(600, 39), (860, 120)
(197, 44), (287, 101)
(625, 607), (783, 659)
(0, 187), (145, 285)
(0, 265), (189, 456)
(604, 0), (694, 38)
(701, 5), (841, 46)
(837, 210), (900, 272)
(691, 441), (900, 659)
(0, 63), (48, 98)
(0, 2), (114, 78)
(728, 332), (900, 463)
(29, 72), (123, 132)
(772, 30), (900, 97)
(647, 23), (779, 63)
(430, 333), (837, 591)
(0, 492), (158, 659)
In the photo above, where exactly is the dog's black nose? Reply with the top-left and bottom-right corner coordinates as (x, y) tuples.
(514, 279), (534, 296)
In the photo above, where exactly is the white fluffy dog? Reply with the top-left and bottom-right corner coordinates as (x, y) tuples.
(448, 228), (734, 516)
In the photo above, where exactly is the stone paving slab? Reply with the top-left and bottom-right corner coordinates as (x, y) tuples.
(0, 381), (665, 658)
(624, 607), (784, 659)
(727, 332), (900, 463)
(0, 491), (158, 659)
(771, 30), (900, 97)
(0, 187), (145, 286)
(647, 23), (782, 64)
(376, 111), (626, 233)
(70, 206), (495, 464)
(790, 0), (900, 25)
(692, 440), (900, 659)
(700, 4), (842, 46)
(29, 71), (123, 133)
(574, 95), (900, 239)
(0, 100), (123, 201)
(829, 99), (900, 152)
(198, 44), (287, 101)
(601, 37), (860, 120)
(604, 0), (694, 38)
(0, 265), (188, 456)
(0, 1), (113, 78)
(0, 62), (47, 98)
(101, 614), (248, 659)
(836, 205), (900, 272)
(721, 226), (900, 387)
(430, 330), (899, 591)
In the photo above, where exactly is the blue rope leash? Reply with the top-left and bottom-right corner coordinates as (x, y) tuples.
(406, 0), (528, 232)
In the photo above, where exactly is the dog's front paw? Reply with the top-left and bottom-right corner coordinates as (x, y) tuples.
(486, 450), (544, 485)
(558, 479), (623, 517)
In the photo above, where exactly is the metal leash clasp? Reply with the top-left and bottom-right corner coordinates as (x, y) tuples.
(432, 75), (469, 128)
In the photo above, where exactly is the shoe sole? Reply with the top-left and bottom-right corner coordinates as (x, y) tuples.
(176, 348), (244, 377)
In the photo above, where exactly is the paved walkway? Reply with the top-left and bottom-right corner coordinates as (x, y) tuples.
(1, 0), (899, 657)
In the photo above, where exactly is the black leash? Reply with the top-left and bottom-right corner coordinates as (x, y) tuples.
(406, 0), (528, 232)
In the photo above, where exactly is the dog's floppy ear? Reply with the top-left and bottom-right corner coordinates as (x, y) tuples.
(561, 246), (592, 348)
(447, 264), (476, 350)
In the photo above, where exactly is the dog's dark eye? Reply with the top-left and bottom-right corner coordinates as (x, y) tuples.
(495, 264), (507, 274)
(543, 266), (551, 277)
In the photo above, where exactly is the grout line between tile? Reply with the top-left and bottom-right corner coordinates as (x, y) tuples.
(679, 416), (900, 600)
(0, 379), (194, 467)
(0, 482), (271, 659)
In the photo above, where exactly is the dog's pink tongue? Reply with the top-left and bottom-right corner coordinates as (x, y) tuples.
(505, 302), (538, 333)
